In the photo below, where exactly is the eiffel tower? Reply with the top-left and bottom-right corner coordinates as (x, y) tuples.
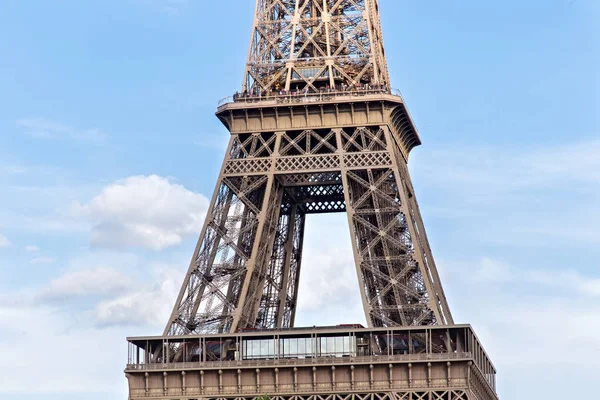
(125, 2), (498, 399)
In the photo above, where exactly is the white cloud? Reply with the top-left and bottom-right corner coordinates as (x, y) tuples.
(409, 138), (600, 247)
(471, 256), (600, 298)
(413, 138), (600, 195)
(0, 233), (10, 248)
(72, 175), (209, 250)
(24, 245), (40, 253)
(0, 303), (129, 396)
(291, 214), (366, 326)
(37, 267), (132, 302)
(440, 257), (600, 399)
(93, 267), (179, 328)
(0, 164), (27, 175)
(17, 117), (108, 143)
(30, 256), (56, 265)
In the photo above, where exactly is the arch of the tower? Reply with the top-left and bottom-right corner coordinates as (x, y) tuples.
(165, 123), (452, 336)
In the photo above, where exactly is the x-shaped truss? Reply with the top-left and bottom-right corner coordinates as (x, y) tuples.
(244, 0), (390, 92)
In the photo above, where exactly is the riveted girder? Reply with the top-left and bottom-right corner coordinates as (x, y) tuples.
(164, 121), (453, 335)
(163, 0), (453, 336)
(243, 0), (390, 93)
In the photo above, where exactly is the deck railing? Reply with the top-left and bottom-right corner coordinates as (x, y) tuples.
(217, 87), (404, 108)
(125, 351), (471, 371)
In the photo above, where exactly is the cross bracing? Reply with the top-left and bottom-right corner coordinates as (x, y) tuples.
(165, 125), (453, 335)
(243, 0), (390, 93)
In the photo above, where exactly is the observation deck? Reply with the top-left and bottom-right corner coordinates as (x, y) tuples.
(216, 87), (406, 113)
(125, 324), (498, 400)
(214, 87), (422, 159)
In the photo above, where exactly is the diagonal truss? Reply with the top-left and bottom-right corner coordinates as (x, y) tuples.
(243, 0), (390, 93)
(165, 125), (453, 335)
(162, 0), (454, 336)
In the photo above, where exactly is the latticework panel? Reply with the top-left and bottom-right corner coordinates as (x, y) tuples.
(341, 167), (437, 327)
(279, 129), (338, 156)
(165, 175), (271, 335)
(244, 0), (390, 93)
(129, 389), (473, 400)
(225, 158), (272, 175)
(232, 177), (285, 330)
(341, 126), (388, 152)
(279, 171), (342, 186)
(230, 132), (277, 159)
(256, 203), (305, 328)
(276, 154), (340, 172)
(344, 151), (392, 168)
(166, 124), (452, 334)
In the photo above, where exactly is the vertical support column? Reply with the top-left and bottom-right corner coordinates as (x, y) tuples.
(276, 203), (298, 328)
(383, 126), (444, 324)
(331, 366), (336, 390)
(335, 128), (373, 327)
(181, 371), (186, 395)
(232, 132), (284, 331)
(218, 370), (223, 394)
(293, 367), (298, 391)
(144, 372), (149, 397)
(285, 0), (301, 91)
(200, 371), (204, 395)
(389, 127), (453, 324)
(163, 372), (168, 396)
(164, 136), (236, 335)
(427, 362), (432, 387)
(363, 0), (380, 84)
(288, 212), (306, 326)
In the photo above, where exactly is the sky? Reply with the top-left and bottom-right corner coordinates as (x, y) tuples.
(0, 0), (598, 399)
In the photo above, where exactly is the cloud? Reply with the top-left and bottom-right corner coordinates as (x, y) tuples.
(413, 138), (600, 195)
(472, 257), (600, 297)
(30, 256), (56, 265)
(0, 233), (10, 248)
(16, 117), (108, 143)
(0, 303), (130, 396)
(0, 165), (27, 175)
(72, 175), (209, 250)
(409, 138), (600, 246)
(440, 256), (600, 399)
(93, 267), (179, 328)
(37, 267), (132, 302)
(24, 245), (40, 253)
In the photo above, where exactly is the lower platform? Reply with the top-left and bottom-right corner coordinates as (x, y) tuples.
(125, 325), (497, 400)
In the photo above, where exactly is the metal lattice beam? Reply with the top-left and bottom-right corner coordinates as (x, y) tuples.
(165, 123), (453, 334)
(243, 0), (390, 93)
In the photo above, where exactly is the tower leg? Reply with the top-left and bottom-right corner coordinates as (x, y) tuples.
(165, 133), (285, 334)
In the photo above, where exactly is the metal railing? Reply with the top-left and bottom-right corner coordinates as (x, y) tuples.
(217, 87), (403, 108)
(126, 351), (471, 371)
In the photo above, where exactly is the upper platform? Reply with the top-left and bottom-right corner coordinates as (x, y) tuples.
(215, 87), (422, 159)
(125, 324), (497, 400)
(217, 87), (404, 113)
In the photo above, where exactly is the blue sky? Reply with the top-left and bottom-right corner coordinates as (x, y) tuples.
(0, 0), (598, 399)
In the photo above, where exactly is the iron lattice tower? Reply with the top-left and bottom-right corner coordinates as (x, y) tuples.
(165, 0), (453, 336)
